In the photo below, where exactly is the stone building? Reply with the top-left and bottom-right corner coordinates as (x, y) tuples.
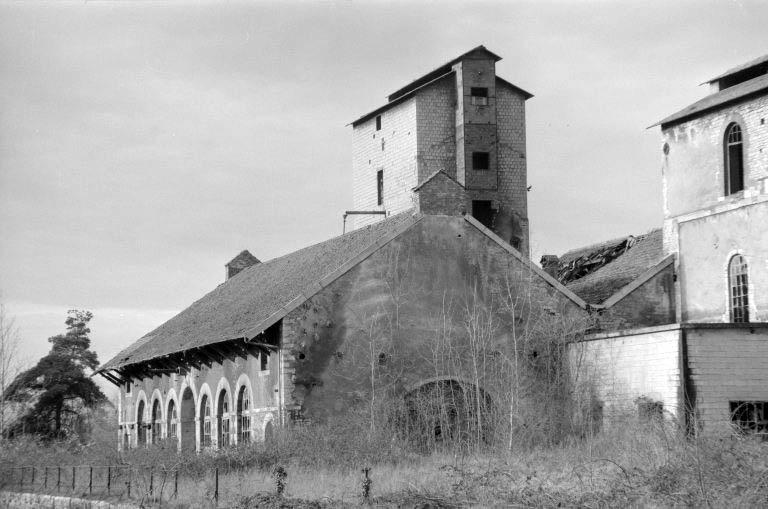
(97, 48), (586, 452)
(350, 46), (533, 255)
(549, 54), (768, 434)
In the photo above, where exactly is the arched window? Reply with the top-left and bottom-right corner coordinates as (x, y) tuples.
(729, 254), (750, 323)
(725, 123), (744, 195)
(200, 395), (212, 447)
(237, 386), (251, 443)
(217, 390), (230, 448)
(168, 399), (178, 439)
(151, 399), (162, 444)
(136, 400), (146, 447)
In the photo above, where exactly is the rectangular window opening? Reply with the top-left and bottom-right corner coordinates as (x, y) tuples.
(375, 115), (381, 131)
(472, 152), (490, 171)
(377, 170), (384, 206)
(472, 200), (495, 229)
(730, 401), (768, 434)
(470, 87), (489, 106)
(260, 352), (268, 371)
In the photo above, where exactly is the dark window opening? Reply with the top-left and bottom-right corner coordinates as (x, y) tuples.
(378, 352), (388, 366)
(377, 170), (384, 206)
(725, 123), (744, 195)
(260, 352), (268, 371)
(472, 200), (495, 229)
(470, 87), (488, 106)
(730, 401), (768, 434)
(126, 382), (131, 394)
(729, 254), (750, 323)
(375, 115), (381, 131)
(636, 397), (663, 422)
(472, 151), (490, 170)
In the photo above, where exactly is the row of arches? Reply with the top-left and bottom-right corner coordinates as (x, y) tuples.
(127, 375), (274, 452)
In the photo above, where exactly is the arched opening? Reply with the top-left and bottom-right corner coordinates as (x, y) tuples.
(200, 394), (212, 448)
(729, 254), (750, 322)
(237, 386), (251, 443)
(136, 400), (146, 447)
(724, 123), (744, 195)
(403, 379), (493, 449)
(167, 399), (178, 440)
(179, 388), (195, 453)
(151, 399), (162, 444)
(264, 420), (274, 443)
(217, 390), (230, 448)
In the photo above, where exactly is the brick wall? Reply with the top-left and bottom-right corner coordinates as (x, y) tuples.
(351, 98), (418, 229)
(570, 326), (682, 421)
(416, 75), (457, 182)
(596, 264), (676, 330)
(685, 326), (768, 433)
(413, 172), (466, 216)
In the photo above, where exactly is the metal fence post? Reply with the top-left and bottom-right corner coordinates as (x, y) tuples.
(31, 466), (35, 487)
(174, 469), (178, 499)
(44, 466), (48, 489)
(89, 466), (93, 495)
(107, 466), (111, 495)
(127, 468), (131, 498)
(57, 466), (61, 492)
(72, 466), (76, 492)
(214, 467), (219, 506)
(149, 468), (153, 498)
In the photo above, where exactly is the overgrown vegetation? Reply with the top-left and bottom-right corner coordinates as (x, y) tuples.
(0, 413), (766, 508)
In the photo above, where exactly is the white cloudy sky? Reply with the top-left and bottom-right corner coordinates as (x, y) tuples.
(1, 0), (767, 393)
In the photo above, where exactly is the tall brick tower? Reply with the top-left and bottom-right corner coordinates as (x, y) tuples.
(350, 46), (533, 255)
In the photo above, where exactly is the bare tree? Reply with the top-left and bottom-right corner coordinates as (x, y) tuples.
(0, 301), (21, 438)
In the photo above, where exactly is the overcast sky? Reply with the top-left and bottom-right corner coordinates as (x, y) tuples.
(1, 0), (767, 394)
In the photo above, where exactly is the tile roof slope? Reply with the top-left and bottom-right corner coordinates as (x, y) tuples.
(100, 211), (420, 370)
(652, 73), (768, 128)
(563, 228), (664, 304)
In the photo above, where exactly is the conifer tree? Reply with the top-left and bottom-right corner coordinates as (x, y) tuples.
(5, 310), (105, 438)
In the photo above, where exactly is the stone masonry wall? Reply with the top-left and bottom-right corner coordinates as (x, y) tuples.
(596, 264), (676, 331)
(686, 326), (768, 434)
(352, 99), (418, 229)
(416, 75), (457, 183)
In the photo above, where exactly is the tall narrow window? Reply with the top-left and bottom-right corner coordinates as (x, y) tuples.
(725, 123), (744, 195)
(218, 391), (229, 448)
(237, 386), (251, 443)
(168, 400), (177, 439)
(375, 115), (381, 131)
(260, 351), (268, 371)
(151, 399), (162, 444)
(729, 254), (750, 323)
(201, 395), (212, 447)
(377, 170), (384, 206)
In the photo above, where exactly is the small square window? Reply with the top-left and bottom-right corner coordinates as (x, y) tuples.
(470, 87), (488, 106)
(375, 115), (382, 131)
(472, 152), (490, 170)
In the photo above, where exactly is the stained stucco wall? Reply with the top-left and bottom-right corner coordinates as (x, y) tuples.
(117, 351), (279, 451)
(569, 326), (682, 421)
(685, 325), (768, 434)
(596, 264), (677, 331)
(676, 200), (768, 322)
(281, 215), (585, 423)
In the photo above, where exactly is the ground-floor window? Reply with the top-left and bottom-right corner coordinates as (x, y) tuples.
(730, 401), (768, 434)
(201, 395), (212, 447)
(238, 386), (251, 443)
(168, 400), (178, 439)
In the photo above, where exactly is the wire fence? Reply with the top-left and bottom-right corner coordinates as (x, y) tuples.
(0, 464), (194, 504)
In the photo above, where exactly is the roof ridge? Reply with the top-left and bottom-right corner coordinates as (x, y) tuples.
(412, 170), (464, 192)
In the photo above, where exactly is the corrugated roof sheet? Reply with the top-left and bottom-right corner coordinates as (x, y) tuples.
(559, 229), (664, 304)
(100, 212), (420, 370)
(652, 73), (768, 128)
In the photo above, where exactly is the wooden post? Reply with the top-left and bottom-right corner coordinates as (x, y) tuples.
(44, 466), (48, 489)
(30, 466), (35, 487)
(149, 468), (153, 498)
(127, 468), (131, 498)
(107, 466), (111, 495)
(214, 467), (219, 505)
(72, 466), (76, 492)
(89, 466), (93, 495)
(174, 469), (178, 499)
(57, 466), (61, 492)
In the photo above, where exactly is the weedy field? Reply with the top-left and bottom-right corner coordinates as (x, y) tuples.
(0, 416), (766, 508)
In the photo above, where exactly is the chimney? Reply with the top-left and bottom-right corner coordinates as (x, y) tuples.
(540, 255), (560, 279)
(225, 250), (260, 280)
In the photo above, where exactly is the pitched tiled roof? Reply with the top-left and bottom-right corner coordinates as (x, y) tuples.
(652, 73), (768, 128)
(558, 229), (664, 304)
(100, 212), (421, 370)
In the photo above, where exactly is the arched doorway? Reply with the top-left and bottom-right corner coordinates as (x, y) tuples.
(217, 390), (230, 448)
(179, 388), (196, 453)
(136, 400), (146, 447)
(263, 420), (274, 443)
(237, 386), (251, 443)
(403, 378), (493, 448)
(200, 394), (212, 448)
(151, 399), (162, 444)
